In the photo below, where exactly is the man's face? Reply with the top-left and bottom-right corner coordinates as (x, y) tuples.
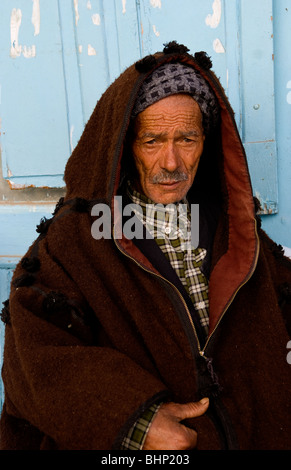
(131, 94), (205, 204)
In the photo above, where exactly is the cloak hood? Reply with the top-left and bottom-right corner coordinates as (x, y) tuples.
(63, 42), (259, 334)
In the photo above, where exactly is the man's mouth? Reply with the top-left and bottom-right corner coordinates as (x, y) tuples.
(159, 180), (182, 187)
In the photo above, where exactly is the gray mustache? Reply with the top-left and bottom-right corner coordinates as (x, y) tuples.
(151, 170), (188, 184)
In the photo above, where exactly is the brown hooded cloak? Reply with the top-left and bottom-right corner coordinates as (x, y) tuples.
(1, 42), (291, 450)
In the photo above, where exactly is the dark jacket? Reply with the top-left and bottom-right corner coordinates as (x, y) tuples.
(1, 43), (291, 450)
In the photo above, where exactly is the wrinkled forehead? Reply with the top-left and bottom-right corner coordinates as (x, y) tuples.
(133, 94), (204, 138)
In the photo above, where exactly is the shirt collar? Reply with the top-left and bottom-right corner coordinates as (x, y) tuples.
(126, 181), (192, 242)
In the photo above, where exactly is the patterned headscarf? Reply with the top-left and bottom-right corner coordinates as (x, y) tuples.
(132, 62), (219, 134)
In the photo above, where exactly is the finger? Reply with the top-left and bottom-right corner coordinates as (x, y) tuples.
(174, 398), (210, 421)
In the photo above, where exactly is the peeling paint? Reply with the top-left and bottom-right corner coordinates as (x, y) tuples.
(10, 8), (22, 58)
(88, 44), (97, 56)
(92, 13), (101, 26)
(22, 45), (36, 58)
(7, 168), (13, 178)
(10, 7), (36, 59)
(150, 0), (162, 8)
(7, 180), (35, 190)
(78, 45), (83, 54)
(213, 38), (225, 53)
(74, 0), (79, 26)
(31, 0), (40, 36)
(255, 191), (278, 214)
(87, 0), (92, 10)
(122, 0), (127, 14)
(152, 25), (160, 37)
(206, 0), (222, 29)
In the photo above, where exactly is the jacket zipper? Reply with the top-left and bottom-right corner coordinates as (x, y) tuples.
(113, 220), (260, 358)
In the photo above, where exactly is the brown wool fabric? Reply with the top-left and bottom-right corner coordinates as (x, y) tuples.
(1, 46), (291, 450)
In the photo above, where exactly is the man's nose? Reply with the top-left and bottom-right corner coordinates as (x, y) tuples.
(160, 143), (181, 172)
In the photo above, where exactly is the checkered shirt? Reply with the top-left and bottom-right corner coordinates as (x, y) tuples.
(127, 184), (210, 333)
(120, 404), (161, 450)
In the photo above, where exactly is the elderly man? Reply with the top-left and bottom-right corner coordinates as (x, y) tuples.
(1, 42), (291, 451)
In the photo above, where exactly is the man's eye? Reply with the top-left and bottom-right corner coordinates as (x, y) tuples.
(145, 139), (156, 145)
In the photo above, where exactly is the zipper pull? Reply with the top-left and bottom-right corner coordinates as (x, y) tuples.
(200, 354), (223, 397)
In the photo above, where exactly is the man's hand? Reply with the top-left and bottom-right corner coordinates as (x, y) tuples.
(143, 398), (209, 450)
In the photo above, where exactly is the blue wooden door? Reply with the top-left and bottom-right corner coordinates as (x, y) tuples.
(0, 0), (278, 201)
